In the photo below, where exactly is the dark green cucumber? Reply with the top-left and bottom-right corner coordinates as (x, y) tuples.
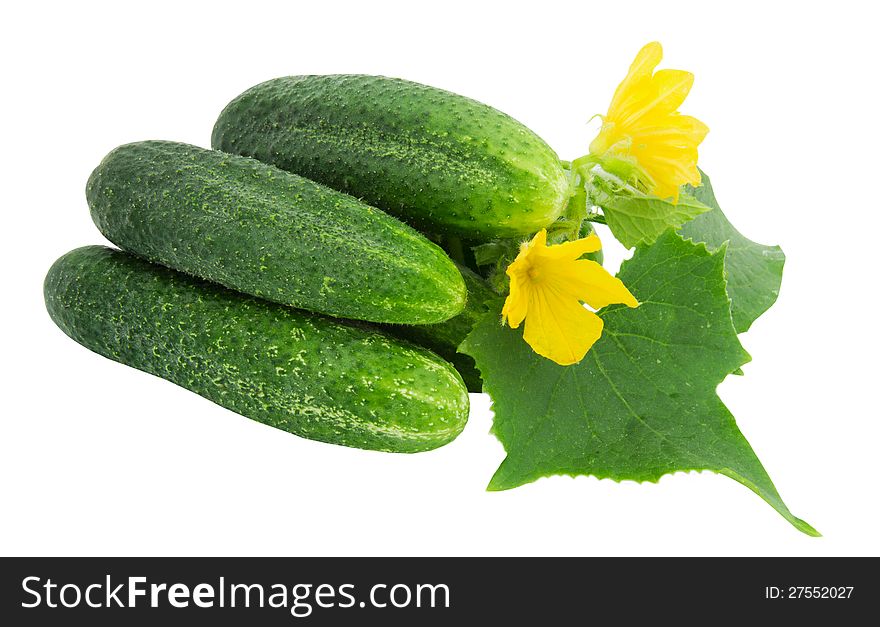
(388, 265), (496, 393)
(44, 246), (469, 453)
(212, 75), (570, 239)
(86, 141), (465, 325)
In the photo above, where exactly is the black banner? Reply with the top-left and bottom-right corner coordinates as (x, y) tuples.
(1, 558), (874, 624)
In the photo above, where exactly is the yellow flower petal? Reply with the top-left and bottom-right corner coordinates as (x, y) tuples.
(527, 228), (548, 251)
(547, 260), (639, 311)
(501, 229), (639, 365)
(616, 70), (694, 128)
(540, 232), (602, 260)
(608, 42), (663, 115)
(501, 268), (528, 328)
(523, 286), (605, 366)
(591, 42), (708, 202)
(628, 115), (709, 145)
(575, 260), (640, 310)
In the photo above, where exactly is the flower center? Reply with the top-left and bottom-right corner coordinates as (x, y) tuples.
(527, 266), (542, 283)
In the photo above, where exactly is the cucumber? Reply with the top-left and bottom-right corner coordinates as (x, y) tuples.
(389, 265), (495, 392)
(86, 141), (465, 325)
(212, 75), (570, 239)
(44, 246), (469, 453)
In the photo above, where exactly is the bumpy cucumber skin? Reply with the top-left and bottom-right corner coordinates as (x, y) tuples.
(87, 141), (465, 325)
(44, 246), (469, 453)
(389, 265), (495, 393)
(212, 75), (570, 239)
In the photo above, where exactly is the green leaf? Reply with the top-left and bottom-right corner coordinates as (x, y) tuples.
(472, 240), (519, 268)
(679, 170), (785, 333)
(599, 191), (710, 248)
(461, 231), (816, 536)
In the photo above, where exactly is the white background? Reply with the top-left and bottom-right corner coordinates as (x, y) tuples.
(2, 0), (878, 556)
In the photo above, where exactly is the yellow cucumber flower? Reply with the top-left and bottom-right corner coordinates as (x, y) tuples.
(589, 42), (709, 202)
(502, 229), (639, 366)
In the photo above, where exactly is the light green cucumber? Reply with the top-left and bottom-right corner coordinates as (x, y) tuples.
(211, 75), (570, 239)
(86, 141), (465, 325)
(44, 246), (470, 453)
